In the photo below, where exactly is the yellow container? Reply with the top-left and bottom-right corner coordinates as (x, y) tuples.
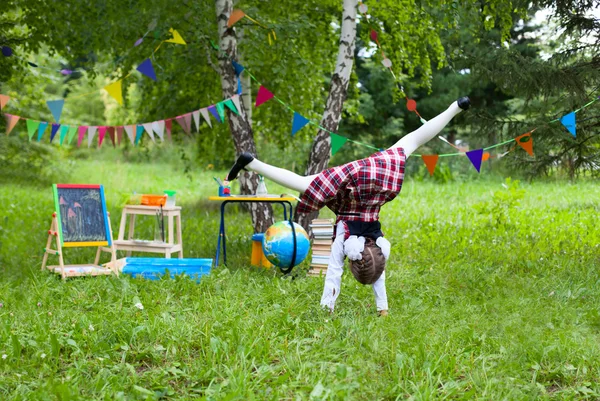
(251, 233), (273, 268)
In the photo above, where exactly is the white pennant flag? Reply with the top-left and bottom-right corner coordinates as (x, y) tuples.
(124, 125), (135, 144)
(200, 108), (212, 128)
(87, 126), (98, 148)
(192, 110), (201, 132)
(231, 95), (242, 115)
(152, 120), (165, 141)
(142, 123), (155, 142)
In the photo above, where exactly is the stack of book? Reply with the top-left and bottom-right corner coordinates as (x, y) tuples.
(308, 218), (334, 277)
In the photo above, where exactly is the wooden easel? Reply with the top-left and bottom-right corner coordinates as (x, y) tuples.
(42, 212), (118, 280)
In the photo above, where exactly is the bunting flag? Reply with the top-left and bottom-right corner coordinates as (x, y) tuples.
(516, 132), (534, 156)
(192, 110), (201, 132)
(165, 28), (186, 45)
(152, 120), (165, 141)
(0, 94), (9, 110)
(5, 114), (19, 136)
(560, 112), (576, 137)
(237, 78), (242, 95)
(330, 133), (348, 156)
(175, 114), (192, 134)
(98, 126), (107, 146)
(231, 95), (242, 115)
(59, 125), (69, 145)
(227, 9), (246, 27)
(207, 105), (221, 122)
(255, 85), (274, 107)
(77, 126), (88, 147)
(116, 126), (124, 145)
(37, 122), (48, 141)
(137, 58), (157, 81)
(67, 126), (77, 145)
(87, 126), (98, 147)
(200, 108), (212, 128)
(421, 155), (439, 176)
(46, 99), (65, 122)
(165, 119), (172, 140)
(50, 123), (60, 142)
(135, 125), (144, 145)
(466, 149), (484, 172)
(124, 125), (135, 144)
(26, 119), (39, 140)
(291, 112), (310, 136)
(104, 80), (123, 105)
(107, 126), (116, 147)
(216, 102), (226, 121)
(142, 123), (155, 142)
(232, 60), (245, 76)
(223, 99), (239, 115)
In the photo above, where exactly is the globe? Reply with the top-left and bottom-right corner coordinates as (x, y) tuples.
(262, 221), (310, 269)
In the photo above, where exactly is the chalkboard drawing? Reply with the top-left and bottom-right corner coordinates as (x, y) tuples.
(42, 184), (118, 279)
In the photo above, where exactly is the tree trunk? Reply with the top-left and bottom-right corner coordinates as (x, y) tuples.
(296, 0), (358, 231)
(216, 0), (273, 232)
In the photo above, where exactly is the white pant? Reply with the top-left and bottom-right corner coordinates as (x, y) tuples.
(320, 222), (388, 312)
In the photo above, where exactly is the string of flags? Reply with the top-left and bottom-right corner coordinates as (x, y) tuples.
(227, 9), (277, 45)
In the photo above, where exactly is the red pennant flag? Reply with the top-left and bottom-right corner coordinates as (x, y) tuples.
(77, 126), (88, 147)
(165, 119), (172, 140)
(515, 132), (534, 157)
(116, 126), (124, 145)
(370, 29), (378, 42)
(98, 126), (107, 147)
(107, 127), (116, 147)
(421, 155), (439, 176)
(255, 85), (274, 107)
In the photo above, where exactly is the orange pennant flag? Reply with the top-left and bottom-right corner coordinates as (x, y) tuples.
(104, 80), (123, 105)
(0, 94), (9, 110)
(5, 114), (20, 136)
(228, 9), (246, 27)
(421, 155), (439, 176)
(515, 132), (534, 157)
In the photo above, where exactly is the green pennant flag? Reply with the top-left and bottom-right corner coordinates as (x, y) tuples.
(223, 99), (239, 115)
(330, 133), (348, 156)
(26, 119), (40, 141)
(66, 126), (78, 145)
(216, 101), (226, 121)
(59, 125), (69, 145)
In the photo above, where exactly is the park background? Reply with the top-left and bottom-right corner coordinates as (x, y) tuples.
(1, 0), (600, 399)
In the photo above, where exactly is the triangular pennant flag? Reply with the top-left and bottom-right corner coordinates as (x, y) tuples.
(135, 125), (144, 145)
(77, 126), (88, 147)
(50, 123), (60, 143)
(142, 123), (155, 142)
(124, 125), (135, 144)
(224, 99), (239, 115)
(87, 126), (98, 147)
(207, 105), (221, 123)
(228, 9), (246, 27)
(255, 85), (274, 107)
(26, 119), (40, 140)
(216, 101), (226, 121)
(192, 110), (200, 132)
(232, 95), (242, 115)
(200, 108), (212, 128)
(330, 133), (348, 156)
(237, 77), (242, 95)
(232, 60), (245, 76)
(46, 99), (65, 122)
(175, 114), (192, 134)
(466, 149), (484, 173)
(66, 126), (77, 145)
(515, 132), (534, 157)
(116, 126), (124, 145)
(137, 58), (157, 81)
(291, 112), (310, 136)
(98, 126), (107, 147)
(152, 120), (165, 141)
(104, 80), (123, 105)
(165, 28), (186, 45)
(421, 155), (439, 176)
(59, 125), (69, 145)
(5, 114), (19, 136)
(0, 94), (10, 110)
(560, 112), (576, 137)
(37, 122), (48, 141)
(107, 127), (116, 147)
(165, 119), (172, 140)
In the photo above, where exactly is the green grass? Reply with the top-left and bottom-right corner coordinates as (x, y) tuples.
(1, 158), (600, 400)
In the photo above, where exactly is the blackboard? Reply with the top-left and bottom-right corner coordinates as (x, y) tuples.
(52, 184), (111, 247)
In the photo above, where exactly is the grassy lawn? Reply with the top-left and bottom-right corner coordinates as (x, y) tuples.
(1, 157), (600, 400)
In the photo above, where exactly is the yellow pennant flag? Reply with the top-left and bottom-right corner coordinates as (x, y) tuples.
(165, 28), (186, 45)
(104, 80), (123, 105)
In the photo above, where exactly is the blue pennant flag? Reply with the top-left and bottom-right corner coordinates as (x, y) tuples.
(232, 60), (245, 76)
(50, 123), (60, 142)
(137, 58), (157, 81)
(46, 99), (64, 122)
(291, 112), (310, 136)
(37, 122), (48, 141)
(237, 78), (242, 95)
(560, 112), (576, 137)
(135, 125), (144, 145)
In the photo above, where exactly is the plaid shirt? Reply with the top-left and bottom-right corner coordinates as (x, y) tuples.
(297, 147), (406, 224)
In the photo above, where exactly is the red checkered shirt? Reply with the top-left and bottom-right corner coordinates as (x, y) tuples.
(297, 147), (406, 224)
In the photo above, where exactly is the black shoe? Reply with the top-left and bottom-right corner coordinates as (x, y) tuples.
(458, 97), (471, 110)
(226, 152), (254, 181)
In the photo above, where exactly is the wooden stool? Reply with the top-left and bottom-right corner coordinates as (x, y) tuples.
(114, 205), (183, 258)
